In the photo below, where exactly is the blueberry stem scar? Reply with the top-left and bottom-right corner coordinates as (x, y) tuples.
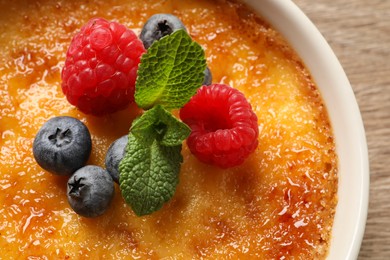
(49, 128), (72, 147)
(157, 20), (172, 36)
(68, 176), (85, 199)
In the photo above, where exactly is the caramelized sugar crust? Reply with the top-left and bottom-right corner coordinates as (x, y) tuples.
(0, 0), (337, 259)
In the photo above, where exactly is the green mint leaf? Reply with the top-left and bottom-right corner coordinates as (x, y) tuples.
(119, 133), (182, 216)
(131, 105), (191, 147)
(135, 29), (206, 110)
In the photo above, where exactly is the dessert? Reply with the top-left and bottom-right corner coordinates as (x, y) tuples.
(0, 0), (338, 259)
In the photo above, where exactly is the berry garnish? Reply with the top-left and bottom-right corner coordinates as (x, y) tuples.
(67, 165), (114, 218)
(140, 13), (187, 49)
(105, 135), (128, 184)
(180, 84), (259, 168)
(33, 116), (92, 175)
(203, 66), (212, 86)
(61, 18), (145, 116)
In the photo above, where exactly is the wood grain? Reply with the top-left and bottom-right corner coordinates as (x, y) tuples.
(293, 0), (390, 259)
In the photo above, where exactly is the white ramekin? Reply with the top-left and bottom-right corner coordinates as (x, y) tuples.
(242, 0), (369, 259)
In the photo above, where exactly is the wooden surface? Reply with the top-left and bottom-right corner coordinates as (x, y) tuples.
(293, 0), (390, 259)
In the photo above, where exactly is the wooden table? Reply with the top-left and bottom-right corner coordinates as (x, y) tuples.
(293, 0), (390, 259)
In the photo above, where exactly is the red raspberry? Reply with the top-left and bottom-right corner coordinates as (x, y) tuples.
(180, 84), (258, 168)
(61, 18), (145, 116)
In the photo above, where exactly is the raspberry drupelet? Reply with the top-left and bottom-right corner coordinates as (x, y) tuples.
(180, 84), (259, 168)
(61, 18), (146, 116)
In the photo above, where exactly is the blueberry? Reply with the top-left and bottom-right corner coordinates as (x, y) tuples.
(67, 165), (114, 218)
(203, 67), (212, 86)
(105, 135), (128, 184)
(33, 116), (92, 176)
(140, 13), (187, 49)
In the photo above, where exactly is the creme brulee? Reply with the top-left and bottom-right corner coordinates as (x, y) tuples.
(0, 0), (337, 259)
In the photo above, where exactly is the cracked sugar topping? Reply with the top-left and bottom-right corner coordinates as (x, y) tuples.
(0, 0), (337, 259)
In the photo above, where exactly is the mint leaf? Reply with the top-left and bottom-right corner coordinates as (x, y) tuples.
(119, 133), (182, 216)
(119, 105), (189, 215)
(131, 105), (191, 147)
(135, 29), (206, 110)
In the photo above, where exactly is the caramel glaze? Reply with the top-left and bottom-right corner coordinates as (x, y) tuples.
(0, 0), (337, 259)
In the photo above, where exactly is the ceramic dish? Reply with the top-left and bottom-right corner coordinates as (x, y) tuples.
(243, 0), (369, 259)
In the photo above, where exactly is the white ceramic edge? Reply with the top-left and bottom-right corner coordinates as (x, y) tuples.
(242, 0), (369, 259)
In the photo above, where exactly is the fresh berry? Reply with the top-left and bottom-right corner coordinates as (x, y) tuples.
(67, 165), (114, 218)
(105, 135), (128, 183)
(180, 84), (258, 168)
(203, 67), (212, 86)
(61, 18), (146, 116)
(33, 116), (92, 175)
(140, 13), (187, 49)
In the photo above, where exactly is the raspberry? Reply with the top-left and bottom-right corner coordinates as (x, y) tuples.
(180, 84), (258, 168)
(61, 18), (146, 116)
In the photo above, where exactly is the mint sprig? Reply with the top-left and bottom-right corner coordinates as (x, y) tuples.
(119, 30), (206, 216)
(135, 30), (206, 110)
